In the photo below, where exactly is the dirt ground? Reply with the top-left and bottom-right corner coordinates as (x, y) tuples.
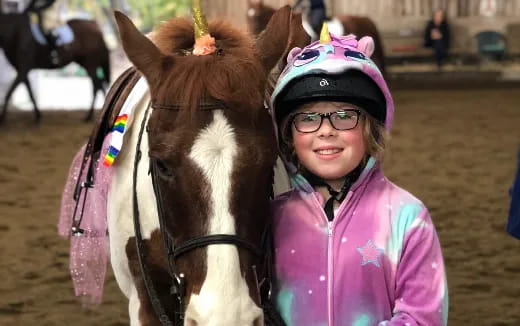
(0, 87), (519, 326)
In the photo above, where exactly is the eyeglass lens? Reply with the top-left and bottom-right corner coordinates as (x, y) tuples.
(292, 110), (360, 133)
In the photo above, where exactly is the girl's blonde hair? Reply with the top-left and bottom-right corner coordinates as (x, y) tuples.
(279, 109), (389, 171)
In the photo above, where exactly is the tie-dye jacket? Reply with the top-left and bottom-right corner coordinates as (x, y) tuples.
(271, 159), (448, 326)
(269, 33), (448, 326)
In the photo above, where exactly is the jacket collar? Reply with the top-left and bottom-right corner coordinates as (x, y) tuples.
(289, 156), (378, 194)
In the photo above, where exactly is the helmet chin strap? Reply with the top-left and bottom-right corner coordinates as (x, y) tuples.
(302, 158), (366, 221)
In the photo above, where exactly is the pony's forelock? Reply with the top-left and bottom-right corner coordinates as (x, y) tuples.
(149, 18), (266, 115)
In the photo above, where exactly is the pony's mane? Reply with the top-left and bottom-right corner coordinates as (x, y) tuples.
(149, 18), (267, 115)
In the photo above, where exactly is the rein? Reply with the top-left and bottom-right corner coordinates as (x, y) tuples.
(131, 101), (285, 326)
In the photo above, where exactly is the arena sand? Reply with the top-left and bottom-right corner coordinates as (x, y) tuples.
(0, 88), (519, 325)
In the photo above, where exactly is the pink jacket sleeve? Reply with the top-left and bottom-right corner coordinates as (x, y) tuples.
(379, 208), (448, 326)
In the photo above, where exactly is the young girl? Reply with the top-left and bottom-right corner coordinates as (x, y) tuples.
(269, 28), (448, 326)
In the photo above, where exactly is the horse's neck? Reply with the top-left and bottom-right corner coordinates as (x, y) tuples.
(273, 156), (291, 196)
(112, 78), (152, 168)
(108, 83), (157, 238)
(0, 23), (21, 66)
(0, 14), (43, 66)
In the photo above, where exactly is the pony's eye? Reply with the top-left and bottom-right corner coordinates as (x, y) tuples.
(345, 50), (366, 60)
(153, 159), (174, 178)
(294, 50), (320, 66)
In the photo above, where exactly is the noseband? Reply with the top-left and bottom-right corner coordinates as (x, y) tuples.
(131, 101), (285, 326)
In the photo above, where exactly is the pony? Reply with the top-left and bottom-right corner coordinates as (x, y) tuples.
(0, 0), (110, 123)
(246, 0), (386, 75)
(60, 3), (307, 325)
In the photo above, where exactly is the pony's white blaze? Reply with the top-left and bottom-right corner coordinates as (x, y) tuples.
(185, 110), (263, 325)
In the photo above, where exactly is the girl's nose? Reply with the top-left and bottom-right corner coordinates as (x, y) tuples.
(316, 117), (336, 137)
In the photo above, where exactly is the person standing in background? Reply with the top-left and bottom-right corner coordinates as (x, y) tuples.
(507, 149), (520, 239)
(293, 0), (327, 37)
(424, 8), (451, 70)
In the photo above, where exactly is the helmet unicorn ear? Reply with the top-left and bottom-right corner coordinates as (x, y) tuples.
(286, 47), (303, 62)
(357, 36), (375, 58)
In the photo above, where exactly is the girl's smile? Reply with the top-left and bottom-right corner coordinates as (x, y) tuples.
(314, 146), (343, 160)
(292, 101), (366, 190)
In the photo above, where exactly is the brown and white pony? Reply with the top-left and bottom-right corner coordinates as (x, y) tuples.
(104, 6), (306, 326)
(246, 0), (386, 75)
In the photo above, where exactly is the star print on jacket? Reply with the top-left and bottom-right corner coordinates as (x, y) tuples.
(357, 239), (384, 267)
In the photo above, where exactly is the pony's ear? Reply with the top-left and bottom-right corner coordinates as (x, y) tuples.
(279, 11), (310, 67)
(255, 5), (310, 73)
(114, 11), (165, 86)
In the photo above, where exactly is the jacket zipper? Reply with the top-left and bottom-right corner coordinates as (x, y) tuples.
(326, 191), (353, 326)
(327, 220), (334, 326)
(311, 190), (355, 326)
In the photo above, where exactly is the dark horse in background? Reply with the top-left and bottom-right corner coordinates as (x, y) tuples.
(247, 0), (386, 76)
(0, 0), (110, 123)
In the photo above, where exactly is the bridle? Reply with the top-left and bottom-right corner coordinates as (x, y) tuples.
(130, 100), (285, 326)
(68, 91), (285, 325)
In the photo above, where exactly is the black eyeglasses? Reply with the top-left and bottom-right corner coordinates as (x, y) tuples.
(291, 109), (361, 133)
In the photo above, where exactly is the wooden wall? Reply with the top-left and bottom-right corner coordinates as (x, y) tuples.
(201, 0), (520, 28)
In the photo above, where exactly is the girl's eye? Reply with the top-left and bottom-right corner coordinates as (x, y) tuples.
(294, 50), (320, 66)
(301, 114), (319, 122)
(335, 111), (356, 120)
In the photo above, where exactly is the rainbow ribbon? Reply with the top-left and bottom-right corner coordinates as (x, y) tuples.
(101, 76), (148, 168)
(103, 114), (128, 167)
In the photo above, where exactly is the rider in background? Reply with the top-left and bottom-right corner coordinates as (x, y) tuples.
(30, 0), (63, 64)
(293, 0), (327, 37)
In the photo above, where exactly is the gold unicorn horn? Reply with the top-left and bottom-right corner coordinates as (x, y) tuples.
(192, 0), (216, 55)
(193, 0), (209, 39)
(320, 23), (331, 44)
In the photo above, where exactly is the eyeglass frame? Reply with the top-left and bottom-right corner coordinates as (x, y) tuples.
(290, 109), (362, 133)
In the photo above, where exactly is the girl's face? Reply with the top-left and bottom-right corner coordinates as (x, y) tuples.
(434, 10), (444, 24)
(291, 101), (367, 190)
